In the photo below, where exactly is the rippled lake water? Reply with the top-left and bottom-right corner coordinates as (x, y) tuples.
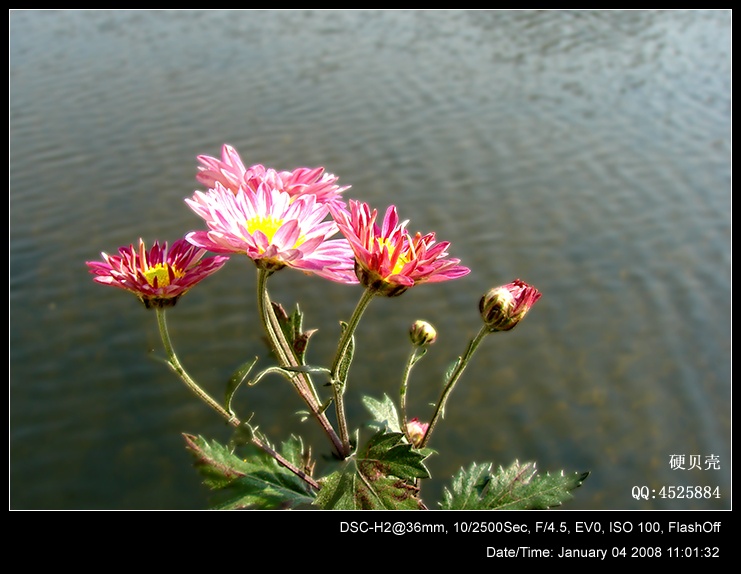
(10, 10), (731, 510)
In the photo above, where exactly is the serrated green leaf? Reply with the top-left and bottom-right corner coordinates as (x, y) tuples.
(183, 433), (255, 489)
(362, 394), (402, 434)
(313, 469), (360, 509)
(358, 430), (430, 481)
(183, 433), (316, 510)
(279, 435), (310, 470)
(312, 430), (430, 510)
(314, 469), (423, 510)
(441, 460), (589, 510)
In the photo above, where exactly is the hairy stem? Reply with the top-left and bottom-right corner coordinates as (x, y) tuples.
(329, 287), (376, 456)
(156, 306), (236, 423)
(399, 347), (425, 443)
(419, 325), (490, 449)
(157, 307), (318, 490)
(257, 268), (345, 458)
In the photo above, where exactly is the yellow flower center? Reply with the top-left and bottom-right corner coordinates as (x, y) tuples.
(143, 263), (182, 288)
(376, 238), (410, 276)
(246, 215), (283, 243)
(246, 215), (305, 251)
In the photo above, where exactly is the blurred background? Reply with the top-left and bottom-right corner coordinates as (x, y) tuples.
(10, 10), (731, 510)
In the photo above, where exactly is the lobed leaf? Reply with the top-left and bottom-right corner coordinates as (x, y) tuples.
(357, 430), (430, 481)
(315, 470), (424, 510)
(362, 394), (403, 434)
(183, 433), (316, 510)
(441, 460), (589, 510)
(313, 430), (431, 510)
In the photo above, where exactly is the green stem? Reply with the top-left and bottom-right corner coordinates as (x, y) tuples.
(419, 325), (490, 449)
(330, 287), (376, 377)
(156, 306), (236, 424)
(329, 287), (376, 456)
(256, 268), (345, 458)
(399, 347), (424, 443)
(157, 306), (319, 491)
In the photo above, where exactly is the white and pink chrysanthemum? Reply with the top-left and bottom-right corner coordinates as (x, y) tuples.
(185, 182), (358, 284)
(86, 238), (229, 308)
(329, 200), (470, 296)
(196, 144), (349, 209)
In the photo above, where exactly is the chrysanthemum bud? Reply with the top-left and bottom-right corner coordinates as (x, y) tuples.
(406, 417), (429, 447)
(409, 320), (437, 347)
(479, 279), (542, 332)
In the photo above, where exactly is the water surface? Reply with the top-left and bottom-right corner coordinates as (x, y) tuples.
(9, 9), (732, 510)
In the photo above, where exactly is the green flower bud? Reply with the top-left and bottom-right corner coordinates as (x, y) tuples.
(409, 320), (437, 347)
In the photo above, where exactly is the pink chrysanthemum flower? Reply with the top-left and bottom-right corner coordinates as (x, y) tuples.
(86, 238), (229, 308)
(196, 144), (349, 208)
(479, 279), (542, 332)
(243, 164), (350, 210)
(329, 200), (470, 296)
(195, 144), (248, 192)
(185, 182), (358, 284)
